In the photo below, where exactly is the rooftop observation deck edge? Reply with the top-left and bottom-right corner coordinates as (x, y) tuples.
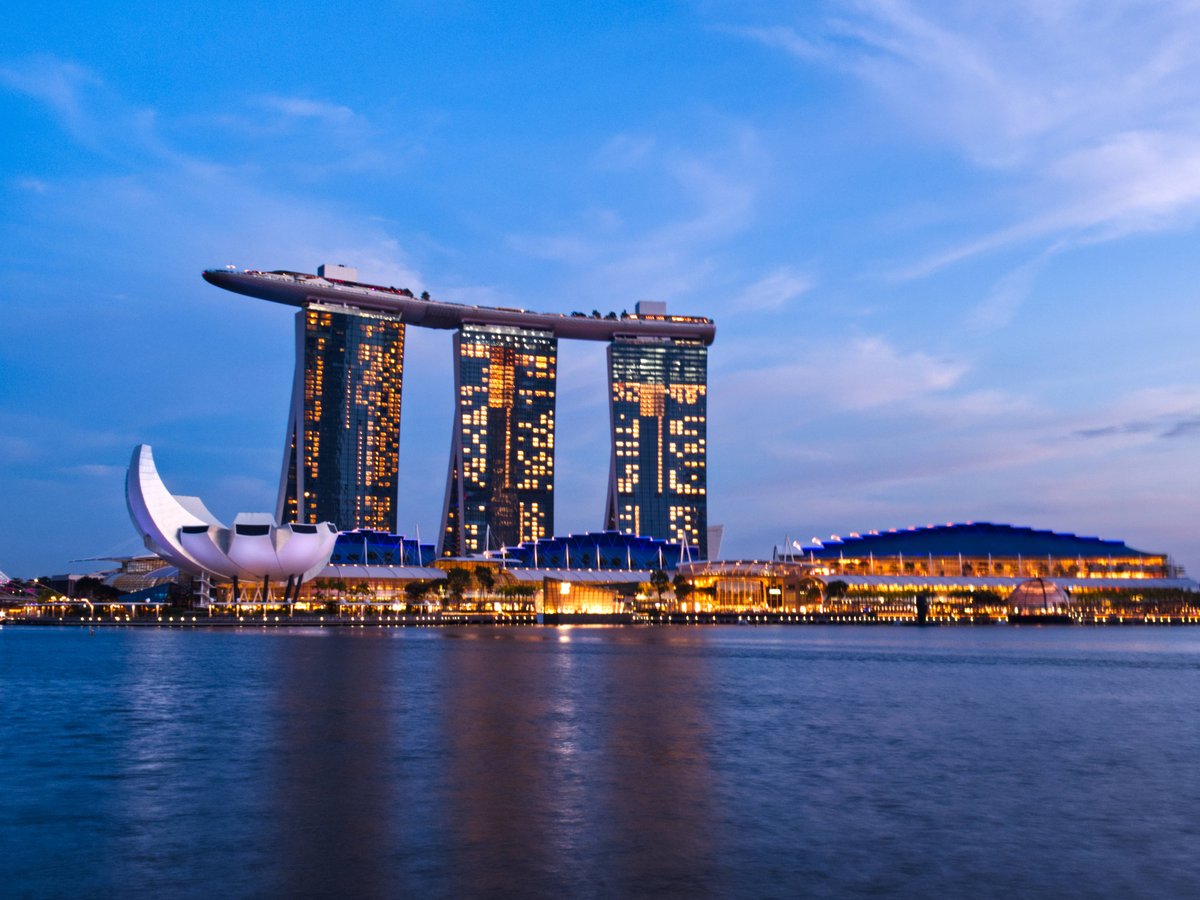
(202, 269), (716, 344)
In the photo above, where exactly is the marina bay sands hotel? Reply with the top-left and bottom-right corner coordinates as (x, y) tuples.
(203, 264), (715, 558)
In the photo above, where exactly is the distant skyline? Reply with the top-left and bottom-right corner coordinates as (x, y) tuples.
(3, 1), (1200, 577)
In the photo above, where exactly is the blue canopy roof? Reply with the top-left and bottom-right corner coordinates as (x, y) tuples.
(502, 530), (691, 570)
(799, 523), (1154, 559)
(330, 530), (437, 566)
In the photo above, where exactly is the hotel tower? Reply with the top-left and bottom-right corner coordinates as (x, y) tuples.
(203, 265), (714, 555)
(277, 269), (405, 532)
(606, 325), (708, 559)
(440, 324), (557, 556)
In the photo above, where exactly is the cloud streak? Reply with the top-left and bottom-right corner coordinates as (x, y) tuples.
(735, 2), (1200, 281)
(732, 267), (812, 312)
(508, 124), (766, 305)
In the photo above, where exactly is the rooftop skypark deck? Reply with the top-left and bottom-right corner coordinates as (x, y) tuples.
(202, 267), (717, 344)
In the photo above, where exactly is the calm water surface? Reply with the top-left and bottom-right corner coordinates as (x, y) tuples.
(2, 625), (1199, 898)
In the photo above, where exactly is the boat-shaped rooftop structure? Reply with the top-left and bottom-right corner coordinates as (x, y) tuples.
(202, 267), (716, 344)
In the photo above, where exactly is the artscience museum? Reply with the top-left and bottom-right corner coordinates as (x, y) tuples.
(126, 444), (340, 600)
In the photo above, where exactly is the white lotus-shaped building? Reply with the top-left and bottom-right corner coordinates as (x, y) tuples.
(125, 444), (337, 583)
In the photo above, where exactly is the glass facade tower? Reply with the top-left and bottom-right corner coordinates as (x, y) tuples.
(279, 303), (405, 532)
(440, 324), (556, 557)
(606, 336), (708, 558)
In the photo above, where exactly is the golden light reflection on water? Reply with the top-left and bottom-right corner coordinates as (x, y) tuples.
(437, 627), (721, 895)
(588, 630), (722, 895)
(269, 631), (398, 897)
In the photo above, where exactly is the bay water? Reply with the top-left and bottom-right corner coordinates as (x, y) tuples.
(3, 625), (1198, 898)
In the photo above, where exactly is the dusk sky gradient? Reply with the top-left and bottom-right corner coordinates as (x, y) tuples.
(4, 1), (1200, 577)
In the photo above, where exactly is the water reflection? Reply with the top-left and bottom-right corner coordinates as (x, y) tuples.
(269, 631), (399, 898)
(435, 627), (720, 896)
(7, 626), (1200, 898)
(588, 630), (722, 896)
(436, 629), (573, 894)
(109, 631), (278, 896)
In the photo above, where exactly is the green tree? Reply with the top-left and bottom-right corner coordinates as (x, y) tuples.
(404, 580), (431, 601)
(404, 579), (434, 613)
(797, 579), (823, 604)
(511, 584), (536, 611)
(475, 566), (495, 598)
(673, 573), (694, 608)
(74, 576), (103, 599)
(650, 569), (670, 606)
(824, 580), (850, 607)
(445, 567), (472, 606)
(499, 584), (534, 599)
(75, 576), (122, 602)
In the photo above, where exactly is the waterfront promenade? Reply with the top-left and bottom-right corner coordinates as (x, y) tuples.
(6, 609), (1200, 627)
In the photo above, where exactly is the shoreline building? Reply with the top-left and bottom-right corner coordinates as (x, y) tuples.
(785, 522), (1181, 581)
(676, 522), (1198, 615)
(606, 317), (708, 558)
(126, 444), (338, 604)
(279, 282), (405, 532)
(111, 454), (1200, 620)
(202, 266), (716, 556)
(441, 324), (557, 557)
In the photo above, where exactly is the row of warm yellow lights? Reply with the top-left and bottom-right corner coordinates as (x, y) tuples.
(808, 571), (1166, 582)
(683, 571), (1172, 593)
(808, 557), (1166, 573)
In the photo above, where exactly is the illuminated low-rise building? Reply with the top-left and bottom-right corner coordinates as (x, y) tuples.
(670, 523), (1199, 619)
(788, 522), (1181, 581)
(677, 560), (818, 612)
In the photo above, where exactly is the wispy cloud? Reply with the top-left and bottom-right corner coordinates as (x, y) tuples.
(1073, 387), (1200, 443)
(712, 357), (1200, 556)
(722, 25), (832, 64)
(11, 176), (49, 193)
(1, 56), (177, 166)
(965, 251), (1052, 331)
(3, 57), (413, 190)
(719, 335), (968, 417)
(734, 2), (1200, 283)
(509, 125), (766, 304)
(732, 266), (812, 312)
(1, 56), (426, 281)
(0, 56), (105, 145)
(255, 95), (357, 125)
(594, 133), (657, 170)
(0, 435), (36, 463)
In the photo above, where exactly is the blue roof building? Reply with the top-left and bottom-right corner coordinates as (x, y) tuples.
(500, 530), (693, 571)
(797, 522), (1156, 561)
(330, 530), (437, 567)
(786, 522), (1174, 580)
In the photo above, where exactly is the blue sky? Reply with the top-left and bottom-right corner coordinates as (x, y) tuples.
(4, 1), (1200, 577)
